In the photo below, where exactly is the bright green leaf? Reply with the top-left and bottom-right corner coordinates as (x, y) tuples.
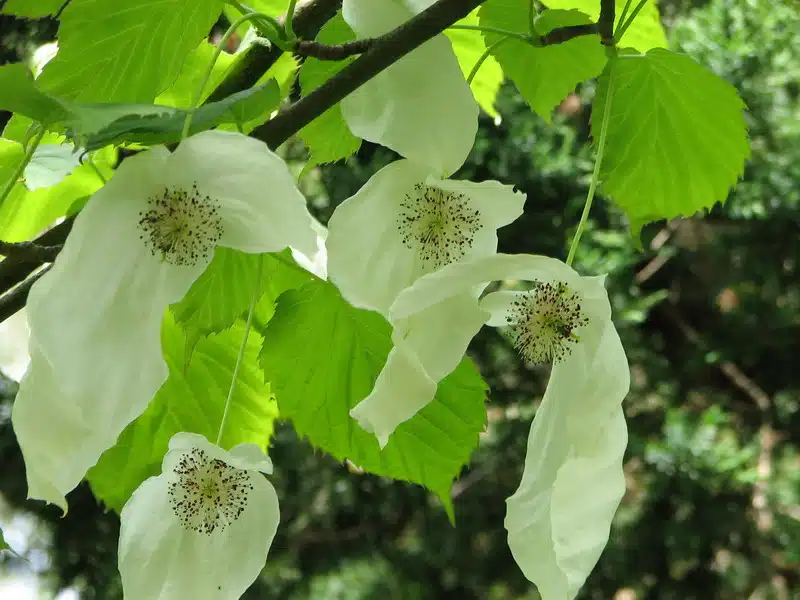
(259, 280), (488, 520)
(0, 0), (63, 18)
(156, 41), (238, 109)
(479, 5), (606, 121)
(446, 10), (503, 117)
(37, 0), (224, 103)
(0, 140), (110, 242)
(88, 313), (278, 512)
(172, 248), (314, 346)
(298, 12), (362, 165)
(592, 49), (749, 232)
(0, 63), (70, 125)
(67, 80), (281, 150)
(0, 526), (14, 554)
(540, 0), (666, 52)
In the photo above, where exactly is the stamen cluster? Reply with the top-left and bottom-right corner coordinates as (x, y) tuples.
(167, 447), (253, 535)
(138, 183), (223, 266)
(506, 281), (589, 364)
(398, 183), (481, 269)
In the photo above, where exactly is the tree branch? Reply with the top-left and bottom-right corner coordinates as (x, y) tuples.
(293, 37), (374, 60)
(598, 0), (615, 45)
(0, 264), (51, 324)
(206, 0), (342, 103)
(253, 0), (489, 147)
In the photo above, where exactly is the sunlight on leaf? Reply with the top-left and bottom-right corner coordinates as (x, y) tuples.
(479, 5), (606, 121)
(259, 280), (488, 520)
(592, 49), (749, 234)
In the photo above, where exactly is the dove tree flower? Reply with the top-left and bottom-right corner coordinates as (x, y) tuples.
(325, 160), (525, 446)
(12, 129), (318, 510)
(390, 253), (631, 598)
(118, 432), (280, 600)
(341, 0), (479, 176)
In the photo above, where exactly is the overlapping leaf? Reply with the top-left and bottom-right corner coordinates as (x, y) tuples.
(0, 63), (280, 150)
(480, 5), (606, 121)
(592, 49), (749, 232)
(259, 280), (488, 520)
(88, 314), (278, 512)
(37, 0), (224, 103)
(172, 248), (314, 348)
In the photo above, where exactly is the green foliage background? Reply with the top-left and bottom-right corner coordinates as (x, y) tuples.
(1, 0), (798, 598)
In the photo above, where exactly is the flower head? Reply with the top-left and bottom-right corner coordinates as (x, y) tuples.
(390, 254), (630, 598)
(118, 433), (279, 599)
(327, 159), (525, 316)
(12, 130), (318, 510)
(341, 0), (478, 176)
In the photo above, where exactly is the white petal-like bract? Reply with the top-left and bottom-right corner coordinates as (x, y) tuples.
(12, 130), (317, 509)
(119, 433), (280, 600)
(390, 254), (630, 597)
(341, 0), (479, 176)
(327, 159), (525, 316)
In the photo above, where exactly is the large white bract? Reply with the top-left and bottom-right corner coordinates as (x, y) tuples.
(12, 130), (318, 510)
(390, 254), (630, 597)
(118, 432), (280, 600)
(327, 158), (525, 316)
(341, 0), (479, 176)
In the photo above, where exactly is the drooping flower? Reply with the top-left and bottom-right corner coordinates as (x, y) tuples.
(341, 0), (479, 176)
(118, 432), (279, 600)
(12, 130), (317, 510)
(327, 159), (525, 316)
(390, 254), (631, 599)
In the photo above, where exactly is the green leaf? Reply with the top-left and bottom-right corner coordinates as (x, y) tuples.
(479, 5), (606, 121)
(0, 0), (63, 18)
(540, 0), (666, 52)
(87, 313), (278, 512)
(298, 12), (362, 165)
(37, 0), (224, 103)
(155, 41), (238, 109)
(446, 10), (504, 117)
(259, 280), (488, 520)
(0, 140), (111, 242)
(0, 63), (70, 125)
(172, 248), (314, 345)
(68, 80), (281, 150)
(592, 49), (749, 232)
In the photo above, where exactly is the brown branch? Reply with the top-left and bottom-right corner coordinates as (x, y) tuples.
(539, 23), (599, 46)
(0, 264), (51, 324)
(206, 0), (343, 103)
(598, 0), (615, 46)
(293, 38), (374, 60)
(0, 240), (62, 263)
(0, 218), (72, 293)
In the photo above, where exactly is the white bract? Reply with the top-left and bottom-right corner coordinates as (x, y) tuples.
(327, 159), (525, 315)
(12, 130), (317, 510)
(118, 432), (279, 600)
(341, 0), (479, 176)
(391, 254), (631, 599)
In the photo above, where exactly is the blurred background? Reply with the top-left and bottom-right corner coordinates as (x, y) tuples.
(1, 0), (798, 598)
